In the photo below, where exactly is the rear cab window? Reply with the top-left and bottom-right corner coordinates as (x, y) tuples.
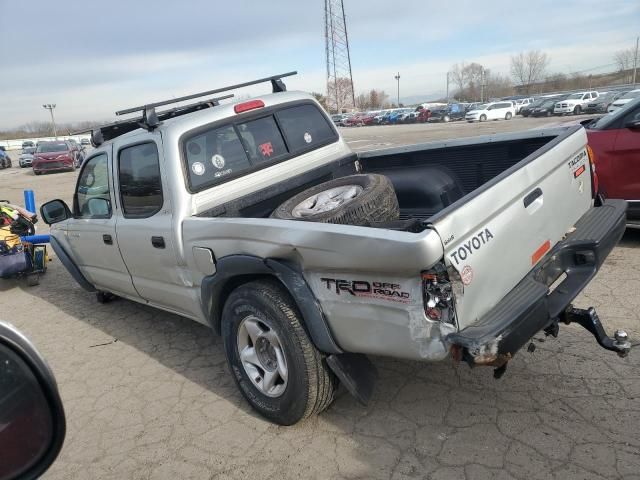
(183, 102), (338, 192)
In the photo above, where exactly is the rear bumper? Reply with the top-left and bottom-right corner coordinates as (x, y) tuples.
(447, 199), (627, 365)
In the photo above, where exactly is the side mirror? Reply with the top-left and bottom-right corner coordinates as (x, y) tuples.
(0, 321), (66, 480)
(625, 118), (640, 130)
(40, 200), (71, 225)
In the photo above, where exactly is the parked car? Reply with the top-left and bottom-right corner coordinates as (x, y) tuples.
(80, 137), (91, 146)
(0, 147), (11, 169)
(387, 108), (413, 124)
(528, 98), (561, 117)
(342, 113), (367, 127)
(416, 108), (432, 123)
(428, 103), (466, 122)
(584, 91), (625, 114)
(465, 101), (515, 122)
(21, 140), (35, 149)
(521, 98), (546, 117)
(32, 141), (77, 175)
(39, 73), (629, 425)
(607, 89), (640, 113)
(19, 147), (36, 167)
(586, 97), (640, 227)
(554, 91), (599, 115)
(514, 98), (535, 114)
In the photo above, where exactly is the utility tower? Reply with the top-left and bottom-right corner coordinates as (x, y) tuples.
(324, 0), (355, 112)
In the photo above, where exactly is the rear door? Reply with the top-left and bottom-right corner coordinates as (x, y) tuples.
(432, 127), (593, 329)
(112, 133), (201, 319)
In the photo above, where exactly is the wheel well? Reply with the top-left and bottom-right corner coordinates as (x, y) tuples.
(212, 273), (274, 335)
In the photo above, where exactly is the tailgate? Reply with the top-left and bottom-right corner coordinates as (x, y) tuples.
(432, 127), (593, 330)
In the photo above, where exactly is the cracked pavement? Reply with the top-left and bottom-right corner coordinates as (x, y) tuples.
(1, 118), (639, 479)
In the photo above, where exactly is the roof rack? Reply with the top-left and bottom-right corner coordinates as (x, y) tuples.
(74, 71), (297, 146)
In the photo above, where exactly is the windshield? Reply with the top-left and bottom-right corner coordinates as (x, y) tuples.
(22, 147), (36, 154)
(589, 97), (640, 130)
(472, 104), (487, 111)
(36, 142), (68, 153)
(620, 90), (640, 100)
(566, 93), (584, 100)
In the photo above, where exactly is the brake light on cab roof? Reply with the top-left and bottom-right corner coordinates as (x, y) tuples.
(234, 99), (265, 114)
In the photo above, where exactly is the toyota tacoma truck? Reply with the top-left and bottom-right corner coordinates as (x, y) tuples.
(40, 72), (630, 425)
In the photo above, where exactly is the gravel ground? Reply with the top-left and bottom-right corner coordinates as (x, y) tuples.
(1, 115), (639, 480)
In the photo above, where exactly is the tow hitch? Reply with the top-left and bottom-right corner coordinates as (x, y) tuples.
(552, 306), (631, 357)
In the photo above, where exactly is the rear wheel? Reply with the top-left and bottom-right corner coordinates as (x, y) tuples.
(479, 114), (487, 122)
(443, 115), (450, 123)
(505, 112), (512, 120)
(222, 279), (337, 425)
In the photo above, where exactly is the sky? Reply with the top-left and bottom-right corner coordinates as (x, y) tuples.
(0, 0), (638, 129)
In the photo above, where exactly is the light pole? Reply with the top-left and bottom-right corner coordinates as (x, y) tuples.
(394, 72), (400, 107)
(43, 104), (57, 139)
(446, 72), (450, 104)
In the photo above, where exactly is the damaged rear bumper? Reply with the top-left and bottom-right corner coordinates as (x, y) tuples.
(447, 199), (628, 368)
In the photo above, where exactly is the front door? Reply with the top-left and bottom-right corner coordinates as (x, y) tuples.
(112, 133), (200, 319)
(65, 150), (138, 298)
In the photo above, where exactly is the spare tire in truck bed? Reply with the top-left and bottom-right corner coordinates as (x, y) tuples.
(270, 174), (399, 226)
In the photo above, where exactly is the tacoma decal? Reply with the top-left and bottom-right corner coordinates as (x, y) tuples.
(449, 228), (494, 266)
(320, 278), (411, 302)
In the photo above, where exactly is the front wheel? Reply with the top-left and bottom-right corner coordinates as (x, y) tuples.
(479, 114), (487, 122)
(573, 105), (581, 115)
(443, 115), (450, 123)
(222, 279), (337, 425)
(505, 112), (512, 120)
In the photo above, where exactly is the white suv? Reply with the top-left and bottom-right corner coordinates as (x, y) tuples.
(465, 101), (515, 122)
(554, 91), (599, 115)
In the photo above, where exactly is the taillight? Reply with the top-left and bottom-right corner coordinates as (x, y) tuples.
(586, 145), (598, 198)
(421, 263), (457, 325)
(234, 99), (265, 114)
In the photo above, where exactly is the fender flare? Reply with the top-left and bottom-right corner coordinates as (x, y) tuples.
(200, 255), (342, 354)
(49, 236), (96, 292)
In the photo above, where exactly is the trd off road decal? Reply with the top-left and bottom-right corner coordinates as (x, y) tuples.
(449, 228), (494, 266)
(320, 278), (411, 303)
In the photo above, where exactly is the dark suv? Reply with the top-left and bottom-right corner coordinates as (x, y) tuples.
(428, 103), (466, 122)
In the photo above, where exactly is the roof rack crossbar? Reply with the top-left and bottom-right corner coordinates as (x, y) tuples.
(115, 71), (297, 116)
(69, 93), (235, 137)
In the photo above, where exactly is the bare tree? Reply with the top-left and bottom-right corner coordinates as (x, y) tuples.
(326, 77), (355, 112)
(485, 72), (513, 99)
(311, 92), (328, 111)
(614, 48), (636, 83)
(449, 63), (467, 97)
(510, 50), (550, 93)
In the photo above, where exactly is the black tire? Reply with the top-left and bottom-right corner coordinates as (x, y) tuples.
(26, 274), (40, 287)
(96, 291), (116, 303)
(222, 279), (337, 425)
(34, 171), (41, 175)
(479, 114), (487, 122)
(573, 105), (581, 115)
(505, 112), (512, 120)
(522, 112), (529, 118)
(270, 174), (399, 226)
(546, 111), (551, 117)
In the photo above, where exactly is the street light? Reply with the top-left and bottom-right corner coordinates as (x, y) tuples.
(394, 72), (400, 107)
(42, 104), (57, 139)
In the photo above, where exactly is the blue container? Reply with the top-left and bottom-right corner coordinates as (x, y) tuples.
(24, 190), (36, 215)
(20, 234), (50, 244)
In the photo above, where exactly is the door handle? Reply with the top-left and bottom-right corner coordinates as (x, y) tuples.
(151, 236), (165, 249)
(102, 234), (113, 245)
(523, 188), (543, 208)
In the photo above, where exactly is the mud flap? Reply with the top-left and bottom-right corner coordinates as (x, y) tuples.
(326, 353), (378, 405)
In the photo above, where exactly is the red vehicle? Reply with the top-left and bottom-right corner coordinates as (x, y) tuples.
(586, 97), (640, 227)
(416, 107), (432, 123)
(32, 141), (77, 175)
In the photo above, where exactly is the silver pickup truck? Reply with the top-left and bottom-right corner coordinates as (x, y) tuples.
(41, 73), (630, 425)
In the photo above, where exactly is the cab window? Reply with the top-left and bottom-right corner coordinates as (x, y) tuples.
(75, 153), (111, 218)
(118, 142), (163, 218)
